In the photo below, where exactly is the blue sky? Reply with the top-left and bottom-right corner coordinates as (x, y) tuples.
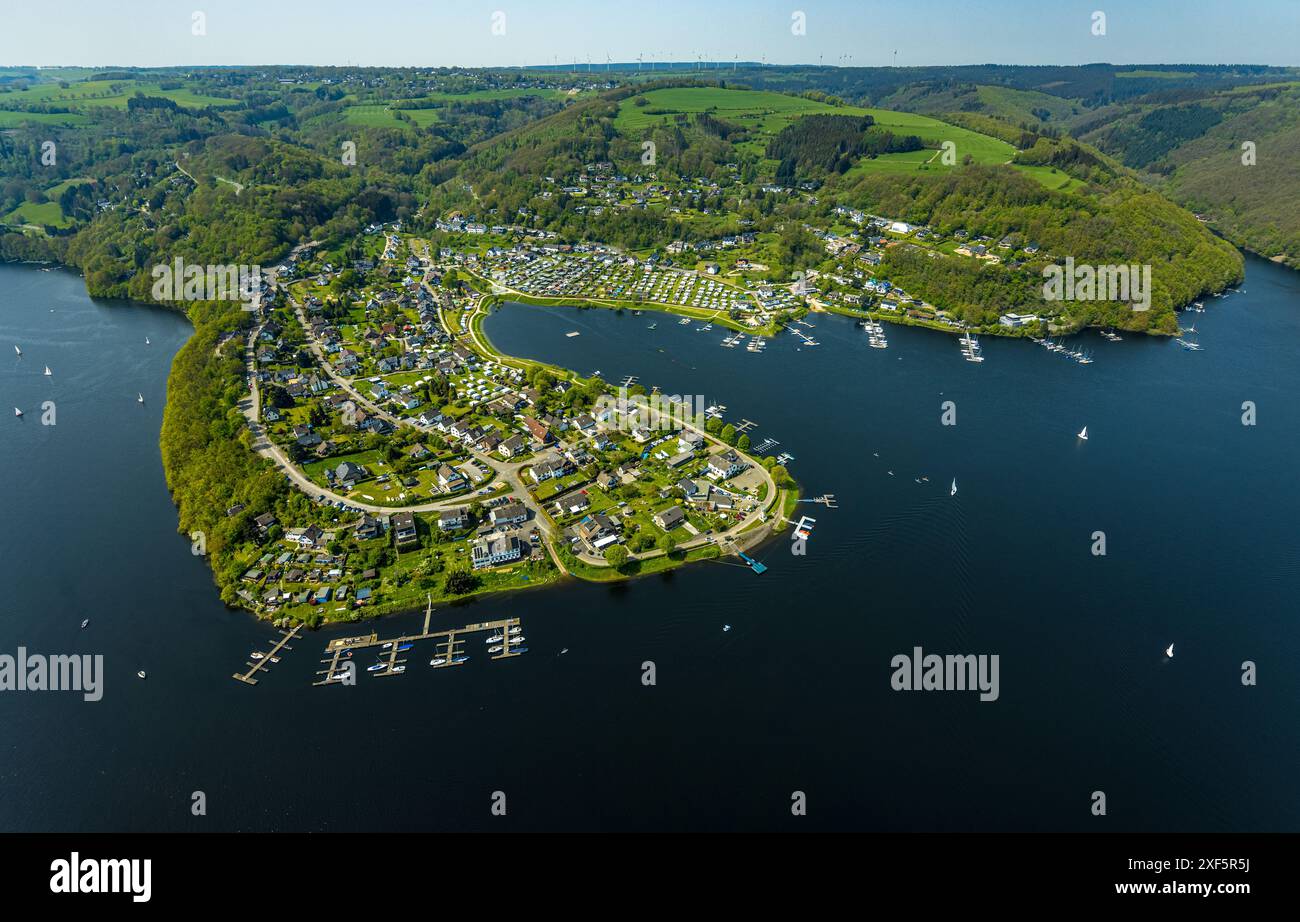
(2, 0), (1297, 68)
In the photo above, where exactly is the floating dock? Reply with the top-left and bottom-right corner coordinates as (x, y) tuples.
(232, 625), (302, 686)
(313, 616), (525, 686)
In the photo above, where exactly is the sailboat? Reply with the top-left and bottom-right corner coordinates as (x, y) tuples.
(1165, 643), (1174, 659)
(13, 407), (22, 418)
(43, 366), (52, 376)
(1077, 426), (1088, 440)
(80, 619), (89, 629)
(137, 393), (144, 404)
(950, 478), (957, 497)
(145, 337), (151, 345)
(13, 345), (21, 356)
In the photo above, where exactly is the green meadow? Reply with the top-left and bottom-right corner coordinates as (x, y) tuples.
(0, 79), (237, 110)
(2, 177), (96, 228)
(613, 86), (1016, 174)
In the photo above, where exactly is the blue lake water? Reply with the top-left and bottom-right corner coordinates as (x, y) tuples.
(1, 256), (1297, 831)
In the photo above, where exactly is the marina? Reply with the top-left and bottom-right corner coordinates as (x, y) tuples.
(314, 602), (526, 685)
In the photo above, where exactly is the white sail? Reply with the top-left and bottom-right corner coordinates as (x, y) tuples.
(1165, 643), (1174, 658)
(13, 345), (20, 355)
(950, 478), (957, 496)
(43, 366), (52, 376)
(1078, 426), (1088, 440)
(14, 407), (23, 417)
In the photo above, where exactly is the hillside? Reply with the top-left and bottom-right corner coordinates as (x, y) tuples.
(433, 82), (1242, 333)
(1072, 83), (1300, 268)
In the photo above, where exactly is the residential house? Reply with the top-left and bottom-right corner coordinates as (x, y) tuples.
(653, 506), (687, 531)
(437, 507), (468, 531)
(490, 502), (529, 527)
(391, 511), (418, 547)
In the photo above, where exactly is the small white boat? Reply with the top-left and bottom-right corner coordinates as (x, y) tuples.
(14, 407), (22, 417)
(485, 634), (503, 643)
(509, 636), (526, 645)
(1165, 643), (1175, 659)
(391, 665), (406, 674)
(43, 366), (52, 376)
(1077, 426), (1088, 440)
(488, 645), (504, 653)
(723, 624), (732, 632)
(250, 652), (264, 660)
(137, 670), (147, 679)
(559, 648), (569, 655)
(13, 345), (21, 356)
(950, 478), (957, 497)
(429, 657), (447, 666)
(145, 337), (150, 345)
(137, 393), (144, 404)
(80, 619), (89, 629)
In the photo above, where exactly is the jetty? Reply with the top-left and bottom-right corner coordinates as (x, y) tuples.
(232, 624), (302, 685)
(799, 493), (838, 508)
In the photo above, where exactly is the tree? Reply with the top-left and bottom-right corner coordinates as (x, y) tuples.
(737, 433), (751, 451)
(720, 423), (737, 445)
(657, 533), (676, 555)
(444, 567), (480, 595)
(604, 544), (629, 569)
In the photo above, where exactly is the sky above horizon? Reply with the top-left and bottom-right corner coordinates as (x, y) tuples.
(2, 0), (1297, 69)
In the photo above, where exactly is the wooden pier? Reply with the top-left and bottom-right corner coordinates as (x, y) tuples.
(313, 616), (525, 686)
(232, 624), (302, 685)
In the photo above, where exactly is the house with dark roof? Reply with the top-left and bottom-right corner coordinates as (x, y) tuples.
(653, 506), (687, 531)
(391, 511), (418, 547)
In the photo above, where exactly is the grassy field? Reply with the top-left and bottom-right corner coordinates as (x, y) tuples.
(973, 85), (1081, 124)
(1009, 164), (1086, 192)
(342, 86), (573, 129)
(342, 104), (402, 127)
(614, 86), (1016, 174)
(0, 79), (237, 110)
(850, 106), (1016, 171)
(0, 109), (88, 128)
(614, 86), (840, 135)
(1, 177), (96, 228)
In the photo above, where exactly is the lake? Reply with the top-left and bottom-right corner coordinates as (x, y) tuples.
(1, 256), (1297, 831)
